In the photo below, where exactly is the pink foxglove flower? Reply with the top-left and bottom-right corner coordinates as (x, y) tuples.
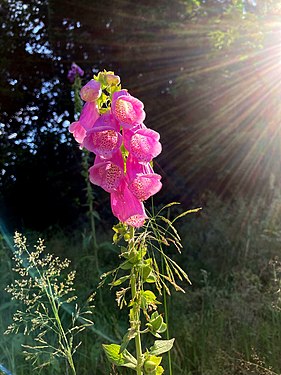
(126, 155), (162, 201)
(111, 90), (146, 128)
(80, 79), (102, 102)
(83, 113), (122, 158)
(79, 102), (100, 131)
(70, 72), (163, 228)
(111, 178), (147, 228)
(89, 151), (124, 193)
(124, 127), (162, 163)
(69, 102), (99, 145)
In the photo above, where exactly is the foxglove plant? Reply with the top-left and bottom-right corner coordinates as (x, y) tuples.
(69, 70), (199, 374)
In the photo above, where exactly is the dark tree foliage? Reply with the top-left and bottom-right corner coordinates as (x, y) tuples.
(0, 0), (280, 230)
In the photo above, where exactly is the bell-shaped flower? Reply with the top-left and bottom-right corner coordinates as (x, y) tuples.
(126, 155), (162, 201)
(89, 150), (124, 193)
(111, 177), (147, 228)
(69, 102), (99, 145)
(83, 112), (122, 158)
(124, 127), (162, 163)
(111, 90), (145, 128)
(80, 79), (102, 102)
(79, 102), (100, 130)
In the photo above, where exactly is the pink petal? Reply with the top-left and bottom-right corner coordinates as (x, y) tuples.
(111, 91), (146, 128)
(110, 178), (147, 228)
(79, 102), (100, 131)
(83, 113), (122, 158)
(69, 121), (86, 144)
(126, 155), (162, 201)
(125, 128), (162, 163)
(129, 174), (162, 201)
(89, 151), (124, 192)
(80, 80), (102, 102)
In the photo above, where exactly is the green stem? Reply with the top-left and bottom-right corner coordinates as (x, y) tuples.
(130, 227), (143, 375)
(82, 151), (99, 268)
(161, 256), (173, 375)
(131, 272), (143, 375)
(46, 279), (76, 375)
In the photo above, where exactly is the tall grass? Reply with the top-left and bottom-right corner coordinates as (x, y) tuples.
(1, 192), (281, 374)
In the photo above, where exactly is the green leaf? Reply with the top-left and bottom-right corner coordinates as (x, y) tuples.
(146, 272), (157, 283)
(102, 344), (137, 369)
(149, 313), (163, 331)
(156, 365), (164, 374)
(139, 259), (153, 281)
(120, 328), (137, 353)
(149, 338), (175, 356)
(157, 322), (167, 334)
(120, 260), (133, 270)
(140, 290), (159, 310)
(110, 275), (130, 287)
(147, 312), (167, 337)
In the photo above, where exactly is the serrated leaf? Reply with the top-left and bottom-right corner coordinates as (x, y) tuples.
(149, 338), (175, 356)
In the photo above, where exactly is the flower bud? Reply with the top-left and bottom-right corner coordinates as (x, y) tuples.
(105, 73), (120, 86)
(80, 79), (102, 102)
(143, 355), (162, 374)
(144, 360), (157, 373)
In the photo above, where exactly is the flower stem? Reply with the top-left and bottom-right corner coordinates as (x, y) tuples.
(82, 150), (100, 272)
(129, 227), (143, 375)
(131, 272), (143, 375)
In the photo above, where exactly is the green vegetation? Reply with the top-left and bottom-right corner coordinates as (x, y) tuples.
(1, 193), (281, 374)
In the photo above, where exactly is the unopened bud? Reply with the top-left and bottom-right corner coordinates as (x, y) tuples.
(144, 360), (157, 373)
(105, 74), (120, 86)
(80, 79), (102, 102)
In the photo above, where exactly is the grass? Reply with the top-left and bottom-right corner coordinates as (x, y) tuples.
(1, 192), (281, 374)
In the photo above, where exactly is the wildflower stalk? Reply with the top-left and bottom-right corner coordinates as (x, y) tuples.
(129, 227), (143, 375)
(68, 70), (197, 374)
